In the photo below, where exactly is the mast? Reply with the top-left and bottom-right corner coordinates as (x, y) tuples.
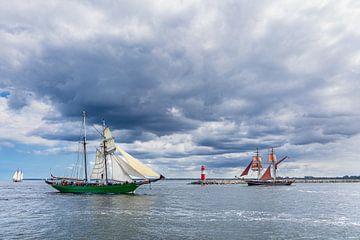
(102, 119), (109, 184)
(272, 149), (276, 181)
(83, 111), (88, 182)
(268, 148), (277, 181)
(257, 149), (260, 179)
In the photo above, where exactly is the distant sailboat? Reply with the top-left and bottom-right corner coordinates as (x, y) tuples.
(13, 169), (23, 182)
(240, 148), (294, 186)
(45, 112), (164, 194)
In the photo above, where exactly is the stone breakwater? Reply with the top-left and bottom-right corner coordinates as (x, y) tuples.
(190, 180), (246, 185)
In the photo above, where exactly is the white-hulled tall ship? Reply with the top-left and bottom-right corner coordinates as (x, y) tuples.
(239, 148), (294, 186)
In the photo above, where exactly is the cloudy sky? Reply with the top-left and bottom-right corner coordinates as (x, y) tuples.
(1, 0), (360, 180)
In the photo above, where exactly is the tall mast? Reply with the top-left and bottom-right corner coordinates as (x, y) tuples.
(83, 111), (88, 182)
(256, 148), (261, 179)
(272, 148), (276, 181)
(102, 119), (109, 184)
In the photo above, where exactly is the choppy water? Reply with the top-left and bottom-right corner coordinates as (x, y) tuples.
(1, 180), (360, 239)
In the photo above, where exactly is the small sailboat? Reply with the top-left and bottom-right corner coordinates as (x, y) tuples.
(12, 169), (23, 182)
(239, 148), (294, 186)
(45, 112), (164, 194)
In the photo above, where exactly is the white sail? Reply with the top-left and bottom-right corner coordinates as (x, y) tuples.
(13, 170), (22, 182)
(90, 148), (134, 182)
(20, 171), (23, 181)
(111, 153), (145, 179)
(103, 127), (160, 179)
(116, 145), (160, 179)
(109, 154), (133, 182)
(12, 171), (17, 181)
(104, 127), (116, 152)
(90, 150), (106, 180)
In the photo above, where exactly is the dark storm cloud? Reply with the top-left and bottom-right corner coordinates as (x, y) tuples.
(6, 90), (33, 109)
(9, 37), (201, 134)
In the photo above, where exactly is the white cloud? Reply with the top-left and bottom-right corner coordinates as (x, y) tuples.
(0, 92), (55, 145)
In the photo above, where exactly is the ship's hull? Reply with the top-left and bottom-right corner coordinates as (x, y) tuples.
(45, 181), (140, 194)
(246, 179), (294, 186)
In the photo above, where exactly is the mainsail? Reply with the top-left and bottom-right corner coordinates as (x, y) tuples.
(260, 165), (272, 180)
(90, 150), (106, 180)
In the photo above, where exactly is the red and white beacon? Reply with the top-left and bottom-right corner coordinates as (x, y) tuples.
(200, 165), (206, 182)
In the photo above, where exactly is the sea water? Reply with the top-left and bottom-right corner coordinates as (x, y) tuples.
(1, 180), (360, 239)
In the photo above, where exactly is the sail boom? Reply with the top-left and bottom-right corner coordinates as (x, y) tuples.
(275, 156), (287, 169)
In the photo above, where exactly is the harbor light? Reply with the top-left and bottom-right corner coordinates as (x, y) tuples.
(201, 165), (206, 182)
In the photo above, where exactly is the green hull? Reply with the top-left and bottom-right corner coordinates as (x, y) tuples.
(46, 182), (140, 194)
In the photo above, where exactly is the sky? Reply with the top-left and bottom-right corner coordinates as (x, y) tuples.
(1, 0), (360, 180)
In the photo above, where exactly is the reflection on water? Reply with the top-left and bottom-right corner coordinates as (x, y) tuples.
(1, 181), (360, 239)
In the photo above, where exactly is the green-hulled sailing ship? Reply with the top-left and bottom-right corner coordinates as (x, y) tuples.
(45, 112), (164, 194)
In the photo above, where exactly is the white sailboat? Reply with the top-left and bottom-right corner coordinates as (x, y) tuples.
(13, 169), (23, 182)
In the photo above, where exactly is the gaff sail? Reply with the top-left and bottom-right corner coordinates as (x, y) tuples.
(260, 165), (272, 180)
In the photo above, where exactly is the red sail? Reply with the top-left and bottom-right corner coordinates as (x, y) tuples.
(268, 153), (277, 163)
(260, 165), (272, 180)
(251, 155), (262, 170)
(275, 156), (287, 169)
(240, 161), (252, 177)
(268, 148), (277, 163)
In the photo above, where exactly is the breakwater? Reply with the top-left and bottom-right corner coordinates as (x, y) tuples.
(190, 180), (246, 185)
(189, 178), (360, 185)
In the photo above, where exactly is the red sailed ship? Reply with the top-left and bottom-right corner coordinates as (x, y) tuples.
(240, 148), (294, 186)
